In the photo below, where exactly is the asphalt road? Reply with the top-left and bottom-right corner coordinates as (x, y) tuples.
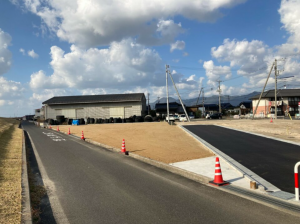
(184, 125), (300, 193)
(22, 122), (300, 224)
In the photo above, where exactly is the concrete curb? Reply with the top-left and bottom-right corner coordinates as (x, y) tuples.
(21, 129), (32, 224)
(178, 125), (280, 192)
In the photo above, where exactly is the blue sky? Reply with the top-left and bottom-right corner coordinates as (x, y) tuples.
(0, 0), (299, 117)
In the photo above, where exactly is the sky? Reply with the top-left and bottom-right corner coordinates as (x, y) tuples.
(0, 0), (300, 117)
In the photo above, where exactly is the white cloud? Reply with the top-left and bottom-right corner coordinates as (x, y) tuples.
(15, 0), (247, 47)
(170, 40), (185, 52)
(30, 38), (163, 90)
(278, 0), (300, 56)
(203, 60), (231, 83)
(0, 28), (12, 76)
(0, 77), (25, 112)
(20, 48), (25, 55)
(183, 52), (189, 57)
(28, 49), (39, 58)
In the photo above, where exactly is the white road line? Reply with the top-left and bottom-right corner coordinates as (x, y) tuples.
(27, 132), (70, 224)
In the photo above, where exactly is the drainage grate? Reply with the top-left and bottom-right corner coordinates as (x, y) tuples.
(223, 185), (300, 213)
(269, 191), (295, 200)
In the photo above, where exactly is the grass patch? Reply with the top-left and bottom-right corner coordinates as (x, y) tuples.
(0, 118), (22, 224)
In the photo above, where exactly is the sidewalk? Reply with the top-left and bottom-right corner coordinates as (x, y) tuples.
(170, 156), (252, 190)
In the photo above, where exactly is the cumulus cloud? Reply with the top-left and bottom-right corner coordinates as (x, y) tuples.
(28, 49), (39, 58)
(0, 28), (12, 76)
(0, 77), (25, 114)
(211, 38), (270, 76)
(170, 40), (185, 52)
(278, 0), (300, 56)
(30, 38), (163, 90)
(203, 60), (232, 82)
(13, 0), (247, 47)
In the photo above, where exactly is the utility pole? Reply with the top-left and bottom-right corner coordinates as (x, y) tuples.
(168, 70), (190, 122)
(202, 89), (205, 118)
(274, 58), (285, 119)
(147, 93), (150, 115)
(196, 87), (203, 106)
(157, 97), (160, 104)
(274, 59), (278, 119)
(217, 80), (222, 113)
(252, 63), (275, 119)
(166, 65), (170, 124)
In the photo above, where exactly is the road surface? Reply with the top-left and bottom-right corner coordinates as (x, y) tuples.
(22, 122), (300, 224)
(184, 125), (300, 193)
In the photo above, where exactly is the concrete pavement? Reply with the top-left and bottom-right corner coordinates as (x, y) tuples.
(22, 121), (300, 223)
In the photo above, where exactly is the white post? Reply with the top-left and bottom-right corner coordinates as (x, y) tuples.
(294, 162), (300, 201)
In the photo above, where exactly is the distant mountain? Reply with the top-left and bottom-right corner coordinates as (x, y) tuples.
(150, 91), (259, 108)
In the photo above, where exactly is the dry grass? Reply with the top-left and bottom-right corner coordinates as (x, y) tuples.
(186, 119), (300, 143)
(0, 118), (22, 224)
(54, 122), (214, 164)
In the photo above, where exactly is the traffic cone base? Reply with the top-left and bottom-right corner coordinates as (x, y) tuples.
(209, 180), (230, 187)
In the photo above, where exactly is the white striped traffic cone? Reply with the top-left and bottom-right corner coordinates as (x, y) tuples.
(209, 157), (229, 187)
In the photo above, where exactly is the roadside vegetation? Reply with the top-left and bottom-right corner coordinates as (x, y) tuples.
(0, 118), (22, 223)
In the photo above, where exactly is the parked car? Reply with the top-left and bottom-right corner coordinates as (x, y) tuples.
(179, 114), (187, 122)
(189, 114), (195, 119)
(174, 114), (179, 120)
(209, 113), (222, 119)
(165, 114), (175, 122)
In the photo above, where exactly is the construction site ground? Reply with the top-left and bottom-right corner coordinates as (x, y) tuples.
(52, 118), (300, 164)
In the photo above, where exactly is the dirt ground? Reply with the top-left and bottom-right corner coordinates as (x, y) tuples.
(0, 118), (22, 223)
(186, 118), (300, 144)
(52, 118), (300, 165)
(54, 122), (214, 164)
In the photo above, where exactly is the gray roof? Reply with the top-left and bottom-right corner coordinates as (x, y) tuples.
(250, 89), (300, 99)
(43, 93), (145, 105)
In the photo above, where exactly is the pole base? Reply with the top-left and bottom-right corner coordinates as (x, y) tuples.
(209, 180), (230, 187)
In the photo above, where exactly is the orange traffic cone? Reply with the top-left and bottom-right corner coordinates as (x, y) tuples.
(57, 126), (60, 132)
(270, 117), (273, 123)
(49, 125), (52, 129)
(121, 139), (127, 153)
(81, 131), (85, 140)
(209, 157), (229, 187)
(68, 128), (71, 135)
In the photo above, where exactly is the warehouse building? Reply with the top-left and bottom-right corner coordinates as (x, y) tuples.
(42, 93), (147, 120)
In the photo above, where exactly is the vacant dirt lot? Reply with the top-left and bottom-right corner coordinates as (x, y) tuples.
(186, 119), (300, 143)
(54, 122), (214, 163)
(0, 118), (22, 223)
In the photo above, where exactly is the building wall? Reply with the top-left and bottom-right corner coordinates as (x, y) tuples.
(44, 101), (144, 119)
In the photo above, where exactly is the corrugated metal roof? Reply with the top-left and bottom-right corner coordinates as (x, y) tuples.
(251, 89), (300, 99)
(43, 93), (145, 105)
